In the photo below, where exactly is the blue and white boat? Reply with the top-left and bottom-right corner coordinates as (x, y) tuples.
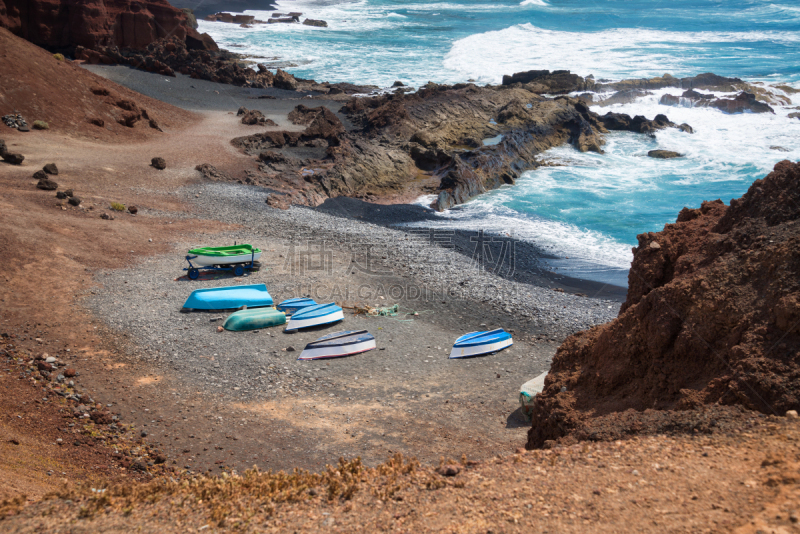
(449, 328), (513, 359)
(276, 297), (317, 316)
(297, 330), (376, 361)
(285, 302), (344, 331)
(182, 284), (274, 311)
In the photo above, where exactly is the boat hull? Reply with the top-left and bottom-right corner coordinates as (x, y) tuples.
(449, 328), (513, 359)
(298, 330), (376, 360)
(182, 284), (274, 311)
(285, 303), (344, 331)
(224, 308), (286, 331)
(191, 251), (262, 267)
(276, 297), (317, 316)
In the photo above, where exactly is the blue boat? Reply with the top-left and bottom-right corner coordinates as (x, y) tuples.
(285, 302), (344, 331)
(276, 297), (318, 316)
(449, 328), (513, 359)
(297, 330), (376, 360)
(182, 284), (274, 311)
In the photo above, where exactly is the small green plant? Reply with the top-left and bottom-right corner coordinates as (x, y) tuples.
(53, 53), (65, 62)
(32, 120), (49, 130)
(110, 202), (125, 211)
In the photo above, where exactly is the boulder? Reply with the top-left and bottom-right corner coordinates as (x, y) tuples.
(501, 69), (587, 93)
(128, 205), (138, 214)
(659, 94), (680, 106)
(64, 189), (73, 197)
(596, 89), (652, 107)
(37, 179), (58, 190)
(273, 69), (298, 90)
(0, 139), (5, 155)
(302, 19), (328, 27)
(647, 150), (682, 159)
(43, 163), (58, 175)
(68, 197), (81, 206)
(151, 157), (166, 170)
(56, 191), (67, 199)
(33, 170), (47, 180)
(2, 152), (24, 165)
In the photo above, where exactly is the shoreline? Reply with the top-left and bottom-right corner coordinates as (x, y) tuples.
(82, 63), (631, 299)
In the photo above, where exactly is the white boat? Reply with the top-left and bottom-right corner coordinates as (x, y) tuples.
(449, 328), (513, 359)
(297, 330), (376, 360)
(285, 302), (344, 331)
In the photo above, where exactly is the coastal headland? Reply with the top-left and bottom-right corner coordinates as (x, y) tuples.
(1, 3), (799, 531)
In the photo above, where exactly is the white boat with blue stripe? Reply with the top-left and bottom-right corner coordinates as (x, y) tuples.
(285, 302), (344, 331)
(297, 330), (376, 360)
(276, 297), (317, 316)
(449, 328), (513, 359)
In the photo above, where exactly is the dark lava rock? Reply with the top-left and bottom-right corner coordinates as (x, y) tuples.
(2, 152), (24, 165)
(302, 18), (327, 27)
(436, 465), (460, 477)
(68, 197), (81, 206)
(64, 189), (73, 197)
(128, 205), (138, 214)
(151, 157), (167, 170)
(88, 118), (105, 127)
(37, 361), (53, 372)
(100, 212), (115, 220)
(64, 368), (76, 377)
(37, 179), (58, 190)
(648, 150), (682, 159)
(392, 80), (405, 87)
(273, 68), (298, 90)
(56, 191), (67, 199)
(33, 170), (47, 180)
(43, 163), (58, 175)
(154, 453), (167, 464)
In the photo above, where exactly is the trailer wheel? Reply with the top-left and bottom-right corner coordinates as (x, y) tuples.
(188, 268), (200, 280)
(233, 265), (245, 277)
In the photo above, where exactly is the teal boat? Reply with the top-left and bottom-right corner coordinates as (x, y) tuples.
(182, 284), (274, 311)
(224, 308), (286, 331)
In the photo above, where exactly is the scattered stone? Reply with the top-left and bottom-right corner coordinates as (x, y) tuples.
(88, 118), (105, 127)
(787, 410), (798, 419)
(64, 368), (76, 378)
(2, 152), (24, 165)
(43, 163), (58, 175)
(37, 361), (53, 372)
(647, 150), (682, 159)
(100, 212), (115, 220)
(37, 179), (58, 190)
(286, 346), (296, 352)
(56, 191), (67, 198)
(64, 189), (74, 197)
(436, 465), (460, 477)
(128, 205), (138, 214)
(151, 157), (167, 170)
(130, 459), (148, 472)
(90, 411), (113, 425)
(45, 356), (56, 363)
(68, 197), (81, 206)
(217, 326), (224, 332)
(141, 431), (148, 438)
(392, 81), (405, 87)
(154, 453), (167, 464)
(33, 170), (47, 180)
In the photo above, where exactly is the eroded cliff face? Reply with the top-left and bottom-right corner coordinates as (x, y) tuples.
(0, 0), (201, 50)
(526, 161), (800, 449)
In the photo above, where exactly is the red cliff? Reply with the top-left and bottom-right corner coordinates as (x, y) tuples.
(0, 0), (212, 50)
(527, 160), (800, 448)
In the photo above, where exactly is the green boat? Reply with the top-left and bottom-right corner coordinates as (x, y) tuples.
(223, 307), (286, 331)
(188, 244), (262, 266)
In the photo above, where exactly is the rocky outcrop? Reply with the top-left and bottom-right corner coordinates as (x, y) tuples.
(229, 83), (688, 210)
(303, 19), (328, 27)
(527, 161), (800, 449)
(648, 150), (682, 159)
(501, 70), (591, 94)
(237, 107), (277, 126)
(0, 0), (206, 51)
(659, 90), (775, 114)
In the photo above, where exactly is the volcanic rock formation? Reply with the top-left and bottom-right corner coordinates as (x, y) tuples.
(526, 161), (800, 449)
(230, 84), (689, 210)
(0, 0), (214, 52)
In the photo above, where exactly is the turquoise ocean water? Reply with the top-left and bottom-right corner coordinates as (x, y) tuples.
(200, 0), (800, 286)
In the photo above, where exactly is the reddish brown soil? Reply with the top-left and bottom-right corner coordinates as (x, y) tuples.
(0, 27), (194, 141)
(528, 160), (800, 449)
(4, 416), (800, 532)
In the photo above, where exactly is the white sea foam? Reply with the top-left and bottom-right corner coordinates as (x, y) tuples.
(443, 24), (800, 84)
(520, 0), (549, 6)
